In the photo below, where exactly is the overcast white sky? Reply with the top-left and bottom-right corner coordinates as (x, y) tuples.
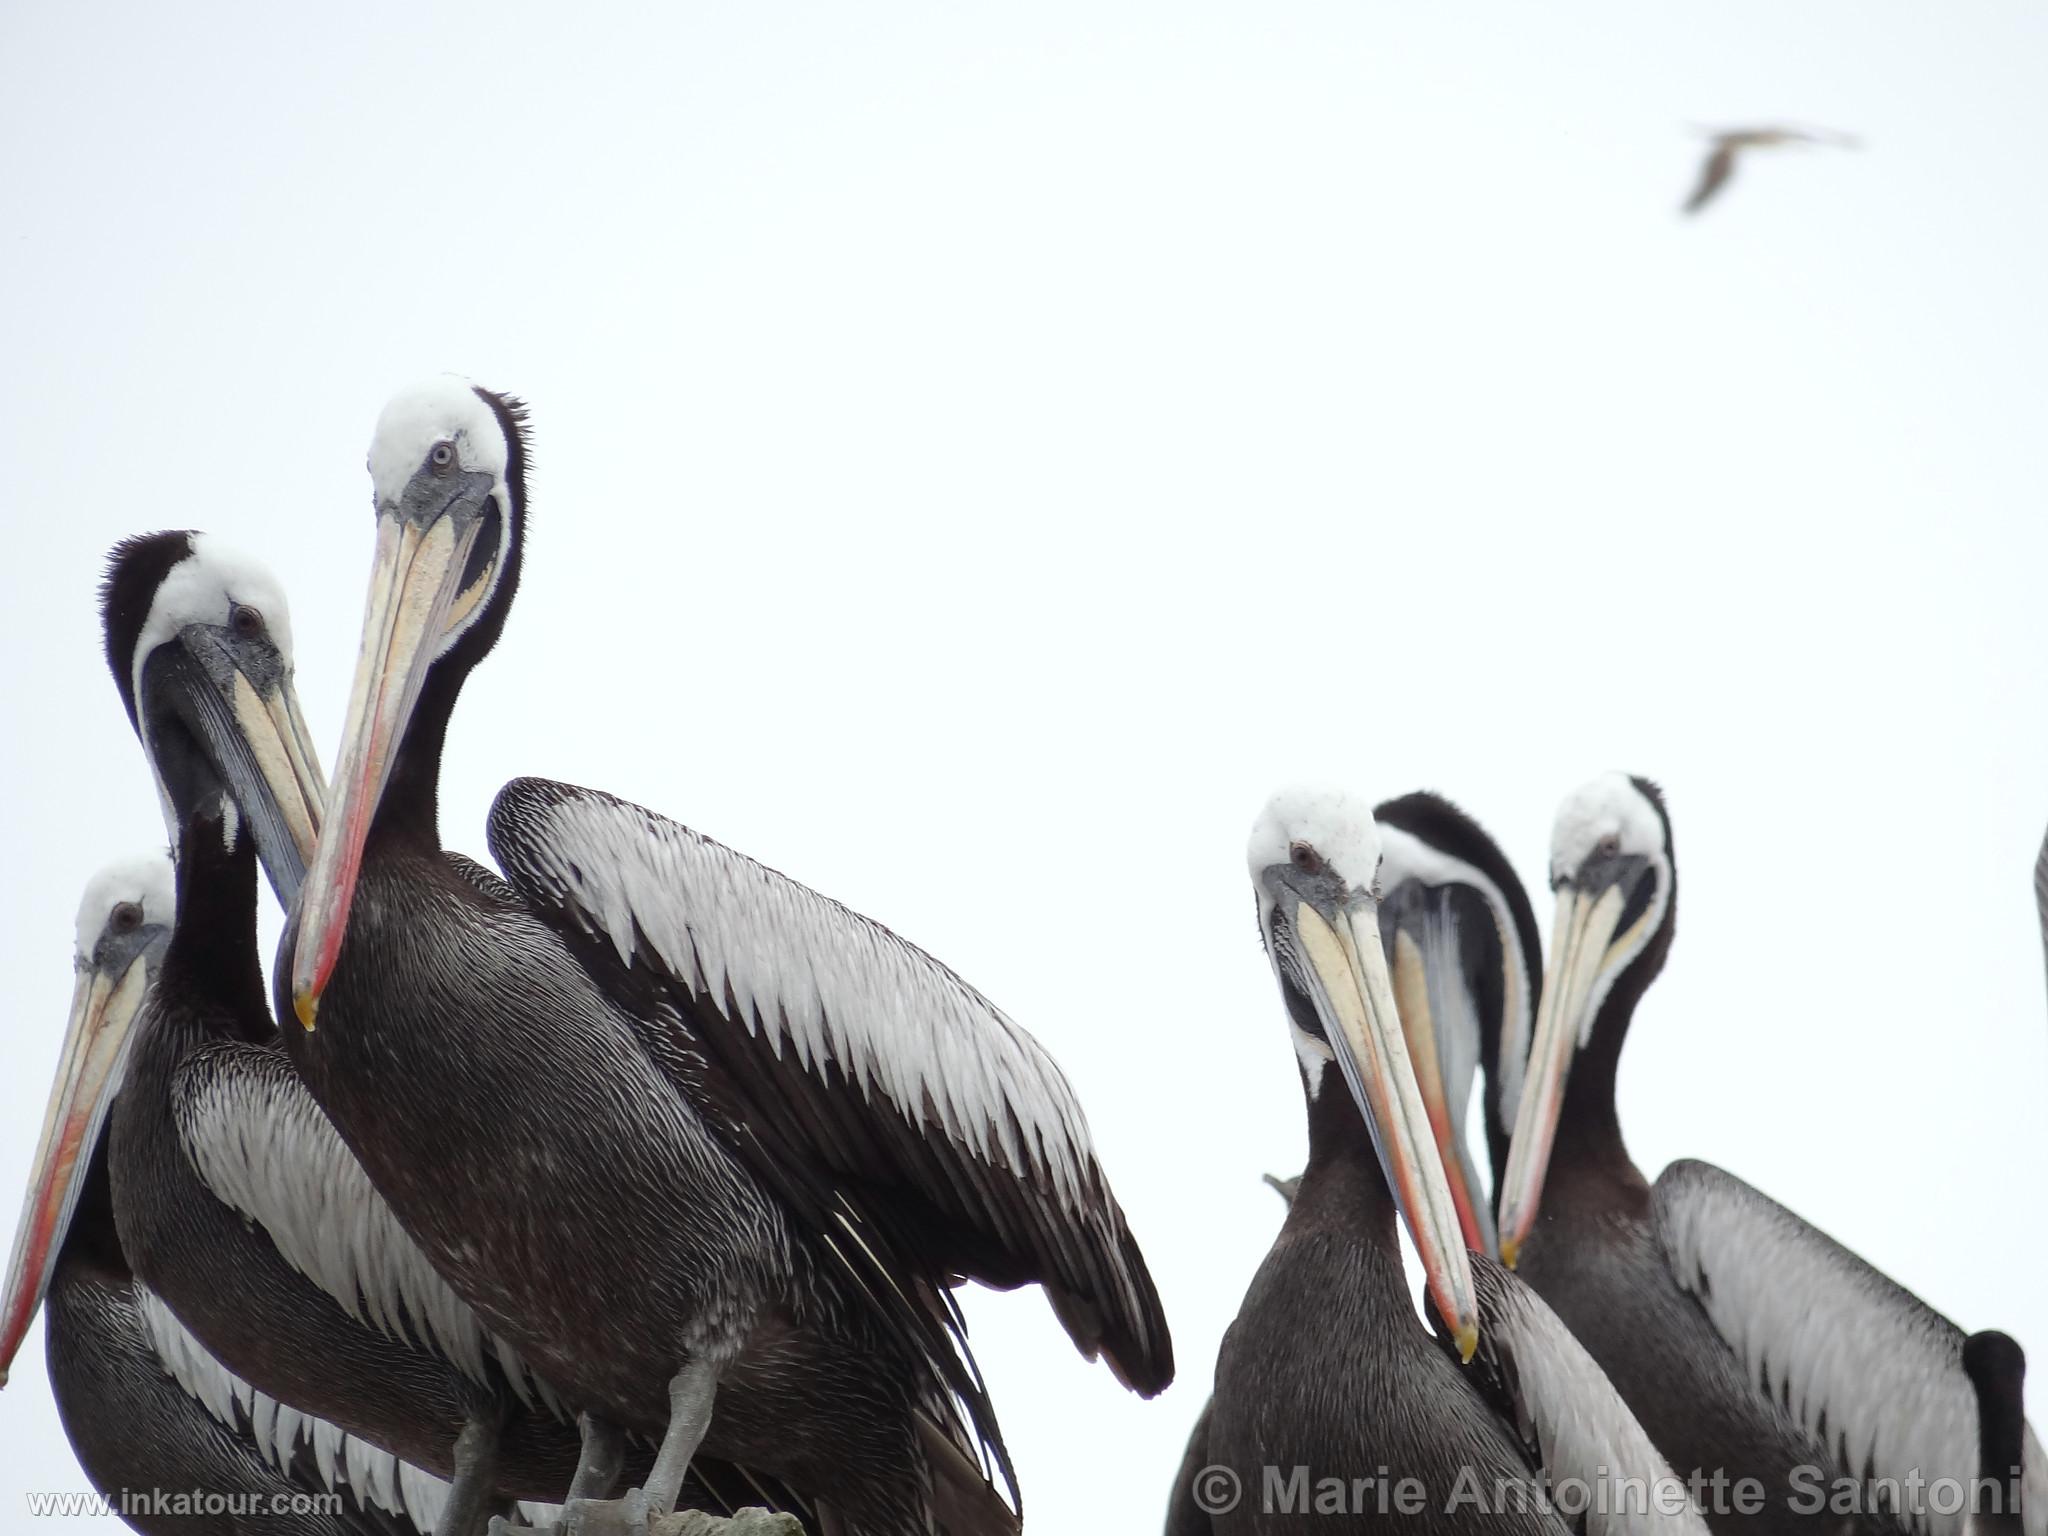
(3, 1), (2045, 1529)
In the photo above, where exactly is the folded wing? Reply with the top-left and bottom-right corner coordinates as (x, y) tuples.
(170, 1038), (549, 1405)
(486, 776), (1173, 1397)
(1447, 1254), (1713, 1536)
(1655, 1158), (2046, 1536)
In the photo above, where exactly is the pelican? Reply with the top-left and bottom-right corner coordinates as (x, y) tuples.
(0, 856), (478, 1535)
(1681, 125), (1859, 214)
(90, 532), (793, 1533)
(282, 378), (1172, 1533)
(1196, 785), (1707, 1536)
(1165, 788), (1542, 1535)
(1496, 772), (2048, 1536)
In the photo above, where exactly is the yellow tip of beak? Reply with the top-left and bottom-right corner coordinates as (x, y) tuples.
(293, 991), (319, 1033)
(0, 1365), (11, 1389)
(1455, 1323), (1479, 1364)
(1499, 1236), (1520, 1270)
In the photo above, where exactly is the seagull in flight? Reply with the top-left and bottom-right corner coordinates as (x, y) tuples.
(1682, 125), (1859, 214)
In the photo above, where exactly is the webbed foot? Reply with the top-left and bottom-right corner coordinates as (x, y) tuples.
(488, 1492), (801, 1536)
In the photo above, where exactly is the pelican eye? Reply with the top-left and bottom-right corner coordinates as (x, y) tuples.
(1594, 833), (1620, 860)
(229, 603), (264, 638)
(429, 441), (457, 473)
(1289, 841), (1325, 874)
(110, 901), (143, 934)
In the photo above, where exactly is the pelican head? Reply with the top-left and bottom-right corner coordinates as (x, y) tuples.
(101, 533), (326, 907)
(1497, 772), (1674, 1266)
(1248, 784), (1480, 1360)
(291, 377), (529, 1029)
(0, 854), (175, 1386)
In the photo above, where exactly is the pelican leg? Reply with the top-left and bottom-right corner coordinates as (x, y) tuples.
(642, 1358), (721, 1514)
(560, 1488), (648, 1536)
(567, 1413), (627, 1502)
(505, 1363), (722, 1536)
(441, 1411), (505, 1536)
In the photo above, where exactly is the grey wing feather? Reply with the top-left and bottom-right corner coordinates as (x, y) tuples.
(1654, 1159), (2047, 1536)
(168, 1040), (553, 1406)
(1455, 1255), (1713, 1536)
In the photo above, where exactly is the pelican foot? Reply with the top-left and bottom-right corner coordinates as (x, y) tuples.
(487, 1488), (647, 1536)
(654, 1512), (803, 1536)
(487, 1494), (801, 1536)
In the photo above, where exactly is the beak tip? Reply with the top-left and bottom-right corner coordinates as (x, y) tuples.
(1455, 1323), (1479, 1364)
(292, 990), (319, 1032)
(1499, 1236), (1521, 1270)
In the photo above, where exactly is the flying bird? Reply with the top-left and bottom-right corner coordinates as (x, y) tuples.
(282, 377), (1172, 1534)
(1495, 772), (2048, 1536)
(1682, 126), (1858, 214)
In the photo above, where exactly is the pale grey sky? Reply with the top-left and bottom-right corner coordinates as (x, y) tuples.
(3, 1), (2044, 1529)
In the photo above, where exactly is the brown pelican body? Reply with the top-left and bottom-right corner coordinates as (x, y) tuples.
(110, 810), (596, 1515)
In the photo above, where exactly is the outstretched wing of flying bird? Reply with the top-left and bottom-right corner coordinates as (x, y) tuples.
(169, 1039), (553, 1406)
(1654, 1159), (2048, 1536)
(1442, 1255), (1714, 1536)
(485, 777), (1174, 1399)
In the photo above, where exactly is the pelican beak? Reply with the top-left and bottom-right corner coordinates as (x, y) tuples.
(1496, 883), (1626, 1267)
(212, 657), (324, 905)
(1294, 894), (1482, 1360)
(0, 957), (151, 1386)
(163, 634), (327, 908)
(291, 493), (490, 1028)
(1387, 928), (1497, 1257)
(241, 676), (325, 881)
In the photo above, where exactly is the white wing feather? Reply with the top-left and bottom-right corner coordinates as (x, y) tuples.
(492, 786), (1098, 1211)
(1470, 1255), (1714, 1536)
(137, 1286), (451, 1531)
(171, 1043), (554, 1409)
